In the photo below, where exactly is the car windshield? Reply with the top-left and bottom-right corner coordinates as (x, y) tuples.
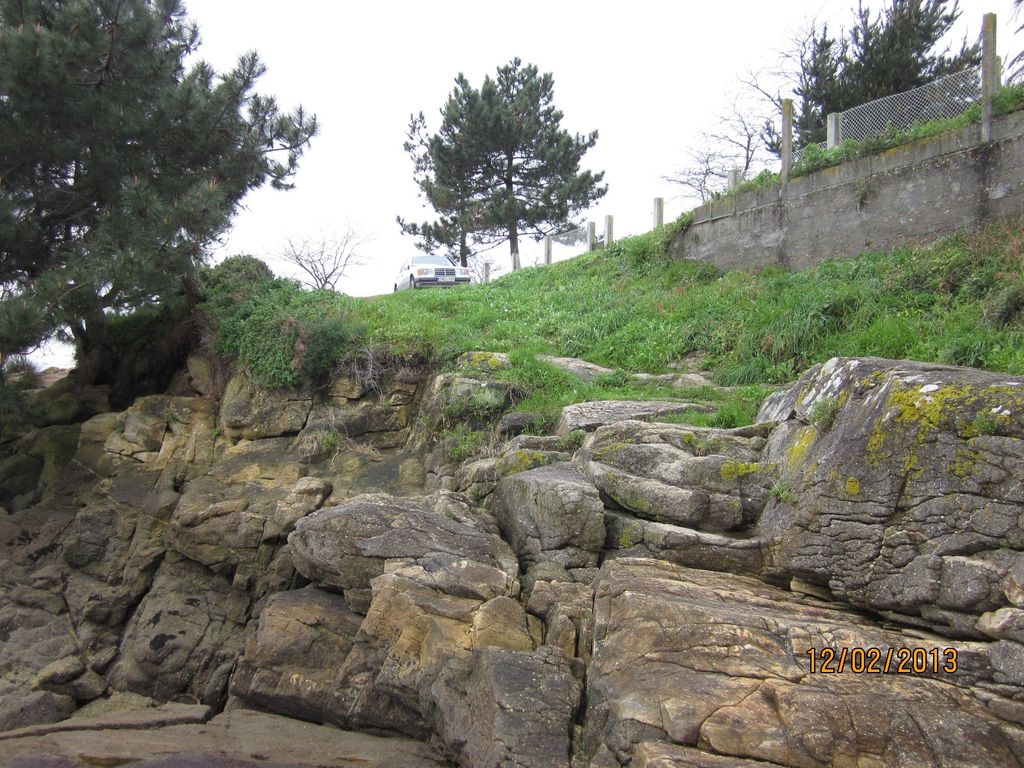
(412, 255), (455, 266)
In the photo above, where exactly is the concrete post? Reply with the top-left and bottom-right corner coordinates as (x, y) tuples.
(653, 197), (664, 229)
(604, 215), (614, 247)
(727, 168), (743, 190)
(587, 222), (596, 252)
(781, 98), (794, 183)
(544, 235), (552, 265)
(981, 13), (997, 143)
(483, 262), (490, 284)
(826, 112), (842, 148)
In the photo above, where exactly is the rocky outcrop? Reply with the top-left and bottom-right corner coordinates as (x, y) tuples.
(108, 557), (249, 708)
(756, 357), (1024, 639)
(2, 354), (1024, 768)
(581, 420), (775, 531)
(583, 557), (1024, 767)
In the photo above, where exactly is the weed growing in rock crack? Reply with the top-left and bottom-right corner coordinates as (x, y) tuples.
(555, 430), (586, 453)
(443, 387), (506, 423)
(770, 480), (798, 503)
(809, 397), (840, 431)
(296, 426), (343, 460)
(971, 410), (1010, 436)
(681, 432), (723, 456)
(443, 424), (489, 464)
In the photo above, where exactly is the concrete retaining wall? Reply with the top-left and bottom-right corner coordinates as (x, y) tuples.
(667, 110), (1024, 271)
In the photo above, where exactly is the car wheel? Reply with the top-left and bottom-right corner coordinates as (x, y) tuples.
(410, 276), (416, 290)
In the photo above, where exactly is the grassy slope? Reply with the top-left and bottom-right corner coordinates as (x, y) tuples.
(213, 218), (1024, 430)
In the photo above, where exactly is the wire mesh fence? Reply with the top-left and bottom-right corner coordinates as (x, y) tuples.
(794, 66), (981, 162)
(793, 141), (825, 164)
(837, 66), (981, 142)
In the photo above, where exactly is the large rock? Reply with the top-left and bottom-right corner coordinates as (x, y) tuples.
(0, 690), (76, 734)
(167, 474), (323, 595)
(101, 396), (217, 473)
(582, 557), (1024, 767)
(335, 559), (532, 737)
(755, 357), (1024, 638)
(219, 369), (312, 440)
(1, 425), (80, 510)
(229, 586), (363, 723)
(581, 420), (775, 531)
(108, 558), (249, 708)
(538, 355), (614, 382)
(493, 463), (606, 568)
(604, 511), (765, 577)
(418, 372), (517, 431)
(0, 580), (81, 732)
(208, 438), (303, 488)
(288, 494), (517, 609)
(555, 400), (713, 435)
(431, 647), (581, 768)
(0, 707), (446, 767)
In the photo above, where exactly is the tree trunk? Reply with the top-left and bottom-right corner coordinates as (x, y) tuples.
(509, 219), (520, 271)
(505, 162), (520, 271)
(459, 229), (469, 268)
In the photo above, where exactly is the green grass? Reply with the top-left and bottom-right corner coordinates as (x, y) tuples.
(202, 217), (1024, 432)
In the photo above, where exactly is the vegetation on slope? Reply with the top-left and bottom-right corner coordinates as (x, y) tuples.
(200, 216), (1024, 430)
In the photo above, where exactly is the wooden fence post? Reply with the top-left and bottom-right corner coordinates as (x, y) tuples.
(544, 236), (552, 265)
(483, 262), (490, 283)
(653, 197), (664, 229)
(587, 222), (596, 252)
(604, 215), (614, 247)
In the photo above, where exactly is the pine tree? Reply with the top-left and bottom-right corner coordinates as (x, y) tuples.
(400, 59), (606, 270)
(761, 0), (980, 150)
(0, 0), (317, 364)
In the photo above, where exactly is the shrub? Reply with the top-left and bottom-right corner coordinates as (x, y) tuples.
(200, 255), (276, 312)
(2, 355), (40, 389)
(299, 314), (367, 384)
(210, 280), (367, 389)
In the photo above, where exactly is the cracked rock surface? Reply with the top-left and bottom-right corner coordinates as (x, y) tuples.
(2, 355), (1024, 767)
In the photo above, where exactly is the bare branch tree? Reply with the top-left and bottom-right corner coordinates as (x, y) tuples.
(665, 97), (774, 203)
(663, 147), (727, 203)
(278, 227), (367, 292)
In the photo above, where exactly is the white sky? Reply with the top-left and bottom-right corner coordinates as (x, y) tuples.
(30, 0), (1020, 366)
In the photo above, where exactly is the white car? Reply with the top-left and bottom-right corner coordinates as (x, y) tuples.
(394, 254), (473, 291)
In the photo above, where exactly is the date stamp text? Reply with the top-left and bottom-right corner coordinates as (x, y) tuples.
(806, 646), (958, 674)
